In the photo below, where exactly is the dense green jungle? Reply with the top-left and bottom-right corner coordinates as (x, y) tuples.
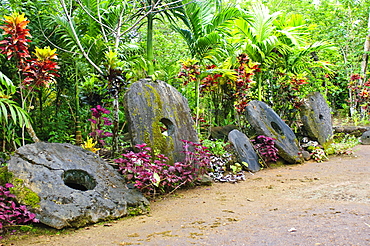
(0, 0), (370, 235)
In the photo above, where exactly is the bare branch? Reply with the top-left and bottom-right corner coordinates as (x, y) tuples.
(36, 17), (81, 55)
(120, 0), (162, 37)
(97, 0), (109, 43)
(58, 0), (104, 75)
(74, 0), (116, 33)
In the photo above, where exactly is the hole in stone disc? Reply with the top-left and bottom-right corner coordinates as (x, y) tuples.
(319, 114), (324, 120)
(244, 144), (249, 150)
(271, 121), (284, 136)
(62, 169), (96, 191)
(159, 118), (175, 136)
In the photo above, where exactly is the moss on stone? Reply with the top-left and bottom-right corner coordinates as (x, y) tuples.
(69, 215), (93, 228)
(10, 178), (41, 208)
(0, 166), (13, 185)
(142, 83), (175, 164)
(0, 167), (40, 208)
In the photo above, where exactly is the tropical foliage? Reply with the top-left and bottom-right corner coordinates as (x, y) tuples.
(0, 0), (368, 218)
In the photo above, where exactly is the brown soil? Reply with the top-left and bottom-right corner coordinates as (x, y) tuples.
(7, 145), (370, 246)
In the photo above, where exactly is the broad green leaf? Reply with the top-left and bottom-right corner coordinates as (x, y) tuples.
(152, 172), (161, 187)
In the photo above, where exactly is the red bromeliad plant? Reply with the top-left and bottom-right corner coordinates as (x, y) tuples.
(177, 59), (201, 86)
(251, 135), (279, 165)
(348, 74), (370, 115)
(358, 79), (370, 114)
(114, 141), (210, 196)
(269, 72), (309, 127)
(177, 54), (260, 128)
(88, 105), (113, 147)
(0, 183), (39, 237)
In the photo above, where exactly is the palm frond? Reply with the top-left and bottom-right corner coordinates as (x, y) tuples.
(205, 7), (241, 34)
(0, 71), (16, 95)
(248, 2), (280, 43)
(0, 98), (30, 127)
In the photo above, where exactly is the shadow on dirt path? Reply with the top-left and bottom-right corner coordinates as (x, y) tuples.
(8, 145), (370, 246)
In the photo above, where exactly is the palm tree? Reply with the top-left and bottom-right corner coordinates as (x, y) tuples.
(231, 2), (333, 101)
(172, 0), (241, 62)
(231, 2), (282, 101)
(172, 0), (241, 129)
(127, 0), (187, 77)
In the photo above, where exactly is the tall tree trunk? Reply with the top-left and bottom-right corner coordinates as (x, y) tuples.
(360, 10), (370, 81)
(75, 65), (82, 145)
(26, 125), (40, 143)
(257, 72), (263, 101)
(359, 10), (370, 118)
(147, 13), (154, 77)
(112, 97), (119, 155)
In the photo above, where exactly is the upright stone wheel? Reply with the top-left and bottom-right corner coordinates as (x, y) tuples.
(244, 100), (304, 164)
(300, 92), (333, 146)
(124, 79), (198, 164)
(228, 129), (261, 172)
(361, 130), (370, 144)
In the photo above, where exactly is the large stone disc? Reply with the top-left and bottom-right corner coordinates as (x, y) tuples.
(244, 100), (303, 164)
(228, 129), (260, 172)
(300, 92), (333, 146)
(7, 142), (149, 229)
(124, 79), (198, 164)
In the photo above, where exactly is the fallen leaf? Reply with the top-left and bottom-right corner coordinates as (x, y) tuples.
(288, 227), (297, 232)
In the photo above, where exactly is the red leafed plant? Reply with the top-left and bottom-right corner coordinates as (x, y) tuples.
(0, 13), (59, 88)
(234, 53), (260, 113)
(0, 12), (31, 68)
(22, 46), (60, 88)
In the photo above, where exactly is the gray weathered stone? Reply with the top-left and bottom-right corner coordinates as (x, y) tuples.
(333, 126), (370, 137)
(210, 125), (238, 140)
(124, 79), (198, 163)
(300, 92), (333, 146)
(245, 100), (303, 164)
(7, 142), (149, 229)
(361, 130), (370, 144)
(228, 129), (260, 172)
(301, 150), (311, 161)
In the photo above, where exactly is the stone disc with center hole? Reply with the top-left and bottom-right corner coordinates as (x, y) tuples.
(244, 100), (303, 164)
(7, 142), (149, 229)
(228, 129), (260, 172)
(124, 79), (198, 164)
(300, 92), (333, 146)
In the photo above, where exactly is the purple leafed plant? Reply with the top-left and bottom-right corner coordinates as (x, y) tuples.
(180, 139), (211, 174)
(252, 135), (279, 163)
(0, 183), (39, 236)
(88, 105), (113, 146)
(114, 141), (211, 196)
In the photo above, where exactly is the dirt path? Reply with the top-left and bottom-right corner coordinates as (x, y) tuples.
(9, 145), (370, 246)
